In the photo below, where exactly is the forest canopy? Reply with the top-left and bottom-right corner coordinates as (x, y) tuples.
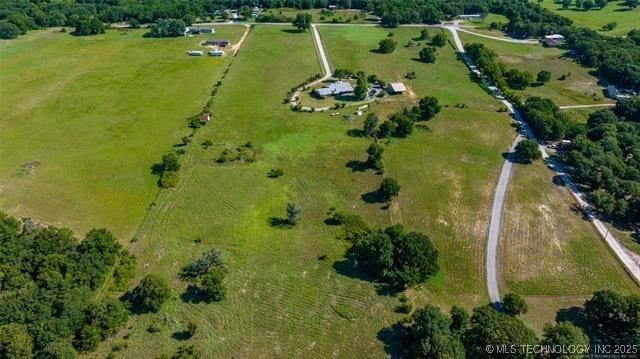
(0, 213), (135, 357)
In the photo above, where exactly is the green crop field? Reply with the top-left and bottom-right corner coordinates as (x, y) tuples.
(0, 26), (246, 239)
(459, 31), (612, 107)
(500, 161), (638, 296)
(86, 25), (519, 357)
(539, 0), (640, 36)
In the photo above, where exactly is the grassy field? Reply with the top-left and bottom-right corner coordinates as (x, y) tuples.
(459, 31), (612, 107)
(539, 0), (640, 36)
(500, 161), (638, 296)
(0, 26), (246, 239)
(88, 25), (518, 357)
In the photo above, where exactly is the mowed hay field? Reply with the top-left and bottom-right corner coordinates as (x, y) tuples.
(0, 26), (246, 239)
(540, 0), (640, 36)
(93, 25), (516, 357)
(459, 32), (612, 107)
(500, 161), (638, 296)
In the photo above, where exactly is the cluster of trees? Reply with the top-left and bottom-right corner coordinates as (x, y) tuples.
(398, 289), (638, 358)
(331, 215), (439, 288)
(181, 248), (227, 302)
(416, 32), (446, 63)
(484, 0), (640, 89)
(147, 18), (186, 37)
(154, 152), (181, 188)
(519, 97), (572, 141)
(563, 101), (640, 223)
(0, 213), (136, 357)
(560, 0), (612, 11)
(565, 27), (640, 89)
(362, 96), (442, 139)
(465, 42), (536, 92)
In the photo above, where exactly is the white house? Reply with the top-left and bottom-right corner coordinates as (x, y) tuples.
(187, 50), (204, 56)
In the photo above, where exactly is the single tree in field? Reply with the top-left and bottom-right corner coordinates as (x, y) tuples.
(363, 113), (379, 137)
(379, 178), (401, 201)
(418, 46), (437, 63)
(536, 70), (552, 84)
(418, 96), (442, 120)
(502, 293), (528, 316)
(514, 140), (542, 163)
(286, 203), (301, 225)
(366, 143), (385, 171)
(128, 275), (171, 313)
(377, 38), (397, 54)
(292, 13), (312, 31)
(198, 269), (226, 302)
(431, 33), (447, 47)
(602, 22), (617, 31)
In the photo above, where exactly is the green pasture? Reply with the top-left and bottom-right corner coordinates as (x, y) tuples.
(539, 0), (640, 36)
(0, 26), (246, 239)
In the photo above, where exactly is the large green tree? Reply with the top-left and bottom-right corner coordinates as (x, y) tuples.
(127, 275), (171, 313)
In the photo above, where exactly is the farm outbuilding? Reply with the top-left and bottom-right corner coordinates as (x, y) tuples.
(208, 50), (224, 57)
(387, 82), (407, 94)
(200, 113), (211, 123)
(206, 39), (231, 47)
(187, 50), (204, 56)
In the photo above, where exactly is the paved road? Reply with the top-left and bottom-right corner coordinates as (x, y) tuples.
(446, 26), (640, 306)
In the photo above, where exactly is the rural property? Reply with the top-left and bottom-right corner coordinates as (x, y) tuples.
(0, 1), (639, 358)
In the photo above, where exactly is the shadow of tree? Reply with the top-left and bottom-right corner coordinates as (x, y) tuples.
(345, 160), (370, 172)
(361, 189), (385, 204)
(281, 28), (304, 34)
(180, 285), (208, 304)
(268, 217), (292, 228)
(346, 128), (366, 138)
(171, 330), (192, 341)
(377, 322), (408, 358)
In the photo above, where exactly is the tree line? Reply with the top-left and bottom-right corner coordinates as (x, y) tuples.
(393, 289), (639, 358)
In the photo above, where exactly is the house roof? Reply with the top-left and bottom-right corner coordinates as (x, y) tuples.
(388, 82), (407, 93)
(200, 113), (211, 122)
(544, 34), (564, 40)
(315, 81), (355, 97)
(206, 39), (230, 43)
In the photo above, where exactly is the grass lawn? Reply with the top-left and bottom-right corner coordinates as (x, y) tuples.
(539, 0), (640, 36)
(500, 160), (638, 296)
(459, 31), (612, 107)
(0, 26), (246, 240)
(90, 24), (518, 357)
